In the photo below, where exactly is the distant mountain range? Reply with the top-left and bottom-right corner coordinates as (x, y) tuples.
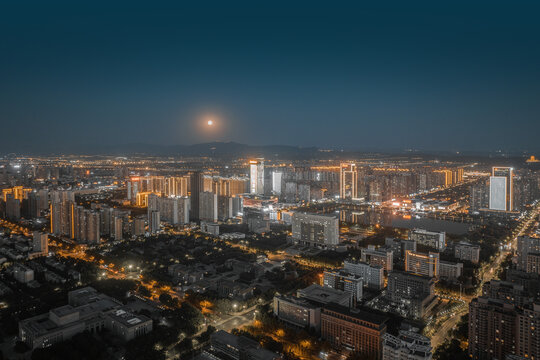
(1, 141), (536, 161)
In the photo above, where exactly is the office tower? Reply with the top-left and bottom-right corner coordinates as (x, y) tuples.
(249, 159), (264, 195)
(114, 217), (123, 241)
(405, 251), (439, 278)
(199, 191), (218, 223)
(489, 166), (514, 211)
(361, 246), (393, 271)
(291, 212), (339, 248)
(516, 236), (540, 274)
(321, 304), (387, 359)
(454, 242), (481, 264)
(149, 210), (160, 234)
(343, 259), (385, 289)
(408, 229), (446, 251)
(132, 217), (146, 236)
(190, 171), (203, 221)
(382, 331), (433, 360)
(340, 163), (358, 200)
(323, 270), (363, 302)
(273, 295), (321, 332)
(272, 171), (282, 195)
(32, 231), (48, 255)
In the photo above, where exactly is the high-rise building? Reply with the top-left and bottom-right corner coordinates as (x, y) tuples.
(405, 251), (439, 278)
(114, 217), (123, 241)
(516, 236), (540, 274)
(149, 210), (160, 234)
(5, 194), (21, 220)
(489, 166), (514, 211)
(131, 217), (146, 236)
(199, 192), (218, 223)
(291, 212), (339, 248)
(249, 159), (264, 195)
(470, 180), (489, 212)
(32, 232), (48, 255)
(190, 171), (203, 221)
(468, 297), (517, 360)
(272, 171), (282, 195)
(340, 163), (358, 200)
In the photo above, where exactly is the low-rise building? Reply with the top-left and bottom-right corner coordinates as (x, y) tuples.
(19, 287), (152, 349)
(454, 242), (480, 264)
(382, 330), (432, 360)
(297, 284), (352, 307)
(273, 295), (321, 331)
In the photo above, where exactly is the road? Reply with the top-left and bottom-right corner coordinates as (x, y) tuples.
(430, 203), (540, 349)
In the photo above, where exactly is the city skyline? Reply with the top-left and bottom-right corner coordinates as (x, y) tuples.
(1, 1), (540, 153)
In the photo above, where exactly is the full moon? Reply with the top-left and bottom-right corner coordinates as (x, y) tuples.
(207, 120), (214, 126)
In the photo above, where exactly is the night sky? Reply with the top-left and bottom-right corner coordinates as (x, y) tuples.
(1, 1), (540, 153)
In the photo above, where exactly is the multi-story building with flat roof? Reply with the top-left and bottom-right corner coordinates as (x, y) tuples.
(405, 251), (439, 278)
(321, 304), (387, 359)
(343, 259), (385, 289)
(19, 287), (152, 349)
(454, 242), (480, 264)
(361, 246), (393, 271)
(273, 295), (321, 332)
(291, 212), (339, 248)
(408, 229), (445, 251)
(382, 331), (432, 360)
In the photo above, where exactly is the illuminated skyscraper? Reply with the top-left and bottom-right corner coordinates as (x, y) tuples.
(489, 167), (514, 211)
(190, 171), (203, 221)
(340, 163), (357, 200)
(249, 159), (264, 195)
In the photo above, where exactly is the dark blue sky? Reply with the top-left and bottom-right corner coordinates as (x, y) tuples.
(1, 1), (539, 152)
